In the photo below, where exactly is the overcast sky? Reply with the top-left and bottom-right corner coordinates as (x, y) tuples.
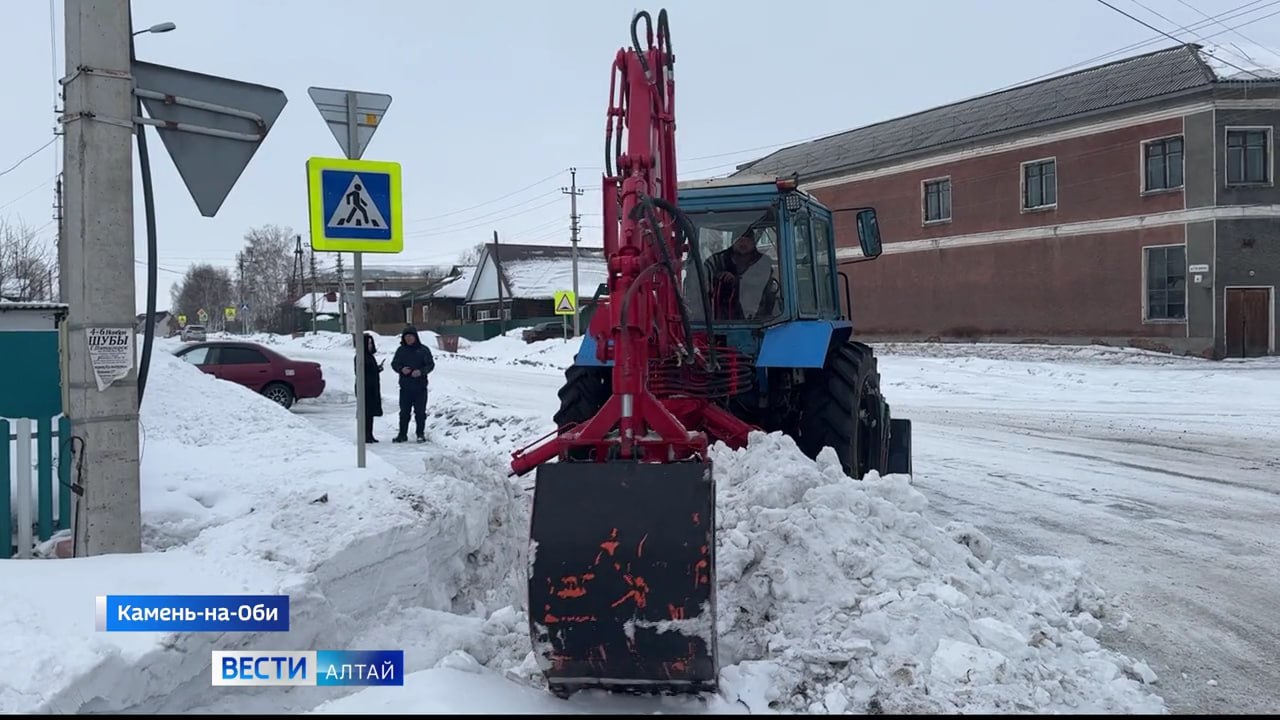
(3, 0), (1278, 312)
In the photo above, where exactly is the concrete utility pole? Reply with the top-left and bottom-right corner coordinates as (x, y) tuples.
(562, 167), (583, 336)
(59, 0), (141, 556)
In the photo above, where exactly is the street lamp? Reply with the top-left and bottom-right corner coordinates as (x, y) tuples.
(132, 21), (176, 36)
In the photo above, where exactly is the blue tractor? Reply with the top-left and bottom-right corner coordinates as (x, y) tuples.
(552, 174), (912, 480)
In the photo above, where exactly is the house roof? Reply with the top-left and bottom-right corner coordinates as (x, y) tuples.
(470, 242), (609, 302)
(0, 301), (69, 312)
(734, 44), (1232, 182)
(294, 290), (403, 314)
(431, 266), (477, 299)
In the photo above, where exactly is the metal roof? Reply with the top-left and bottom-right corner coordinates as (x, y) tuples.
(735, 44), (1219, 181)
(0, 301), (70, 312)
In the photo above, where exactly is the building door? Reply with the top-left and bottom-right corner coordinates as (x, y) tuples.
(1225, 288), (1273, 358)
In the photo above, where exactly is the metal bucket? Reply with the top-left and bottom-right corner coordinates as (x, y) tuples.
(526, 459), (719, 697)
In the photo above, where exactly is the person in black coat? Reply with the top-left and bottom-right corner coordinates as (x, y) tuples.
(355, 332), (384, 443)
(390, 325), (435, 443)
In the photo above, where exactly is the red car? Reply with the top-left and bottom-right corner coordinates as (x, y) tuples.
(173, 340), (325, 409)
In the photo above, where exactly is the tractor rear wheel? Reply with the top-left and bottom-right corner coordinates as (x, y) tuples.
(796, 340), (889, 479)
(552, 364), (611, 460)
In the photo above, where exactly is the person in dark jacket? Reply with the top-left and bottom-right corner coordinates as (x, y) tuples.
(354, 333), (384, 443)
(390, 325), (434, 443)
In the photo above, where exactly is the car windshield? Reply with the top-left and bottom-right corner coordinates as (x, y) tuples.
(679, 207), (783, 324)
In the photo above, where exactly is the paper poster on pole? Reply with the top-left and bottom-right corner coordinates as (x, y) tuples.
(86, 328), (135, 391)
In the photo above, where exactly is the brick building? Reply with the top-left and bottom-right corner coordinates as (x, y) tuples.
(735, 44), (1279, 358)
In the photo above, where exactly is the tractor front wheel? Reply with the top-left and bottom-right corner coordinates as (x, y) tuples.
(552, 364), (611, 460)
(796, 341), (889, 479)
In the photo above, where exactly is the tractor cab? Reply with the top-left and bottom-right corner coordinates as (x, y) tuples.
(676, 174), (882, 329)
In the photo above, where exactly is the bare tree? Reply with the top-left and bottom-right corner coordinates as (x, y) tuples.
(455, 241), (487, 266)
(0, 216), (55, 301)
(236, 224), (295, 332)
(170, 264), (234, 328)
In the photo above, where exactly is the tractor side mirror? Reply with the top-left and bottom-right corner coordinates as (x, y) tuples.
(855, 208), (882, 259)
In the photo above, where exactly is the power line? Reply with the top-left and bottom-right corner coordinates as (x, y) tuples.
(1093, 0), (1265, 78)
(1121, 0), (1275, 73)
(409, 168), (571, 223)
(306, 0), (1280, 233)
(1170, 0), (1280, 65)
(0, 138), (57, 178)
(0, 174), (57, 212)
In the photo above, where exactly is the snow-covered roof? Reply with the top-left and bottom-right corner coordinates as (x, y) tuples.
(465, 243), (608, 302)
(0, 300), (69, 312)
(502, 257), (608, 300)
(430, 266), (477, 300)
(294, 290), (403, 314)
(1197, 43), (1280, 80)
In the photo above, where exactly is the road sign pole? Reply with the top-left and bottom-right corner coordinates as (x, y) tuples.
(346, 91), (367, 470)
(305, 86), (397, 469)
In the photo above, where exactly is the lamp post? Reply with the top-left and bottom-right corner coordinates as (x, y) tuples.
(132, 21), (176, 36)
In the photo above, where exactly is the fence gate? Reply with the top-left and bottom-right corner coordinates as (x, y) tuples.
(0, 302), (73, 559)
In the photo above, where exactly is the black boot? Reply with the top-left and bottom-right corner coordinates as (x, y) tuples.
(365, 415), (378, 444)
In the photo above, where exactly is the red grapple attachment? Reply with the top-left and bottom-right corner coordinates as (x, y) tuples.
(528, 459), (718, 697)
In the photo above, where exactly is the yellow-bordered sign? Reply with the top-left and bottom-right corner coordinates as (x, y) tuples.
(553, 290), (576, 315)
(306, 156), (404, 253)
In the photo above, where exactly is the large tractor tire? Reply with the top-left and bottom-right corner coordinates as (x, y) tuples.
(552, 364), (611, 460)
(795, 340), (890, 479)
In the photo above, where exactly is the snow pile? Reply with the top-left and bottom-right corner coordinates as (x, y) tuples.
(709, 432), (1166, 714)
(319, 429), (1166, 714)
(0, 351), (529, 714)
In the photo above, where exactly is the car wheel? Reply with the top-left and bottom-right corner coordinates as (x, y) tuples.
(262, 382), (295, 409)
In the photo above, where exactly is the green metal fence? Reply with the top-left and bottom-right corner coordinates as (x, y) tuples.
(3, 416), (73, 559)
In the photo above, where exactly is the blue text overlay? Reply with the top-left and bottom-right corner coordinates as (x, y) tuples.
(212, 650), (404, 686)
(96, 595), (290, 632)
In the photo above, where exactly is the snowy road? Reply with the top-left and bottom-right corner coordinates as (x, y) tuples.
(297, 338), (1279, 714)
(902, 406), (1280, 714)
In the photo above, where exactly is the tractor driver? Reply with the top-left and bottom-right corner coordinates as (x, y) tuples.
(704, 228), (780, 320)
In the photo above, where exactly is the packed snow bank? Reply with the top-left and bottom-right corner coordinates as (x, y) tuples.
(709, 432), (1165, 714)
(0, 352), (528, 714)
(323, 431), (1166, 714)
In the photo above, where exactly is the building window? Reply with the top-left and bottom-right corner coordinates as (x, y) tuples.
(1226, 128), (1271, 185)
(1144, 245), (1186, 321)
(922, 177), (951, 223)
(1144, 136), (1184, 191)
(1022, 158), (1057, 210)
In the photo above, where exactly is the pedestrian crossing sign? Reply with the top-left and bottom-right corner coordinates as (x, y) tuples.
(306, 156), (403, 253)
(554, 290), (576, 315)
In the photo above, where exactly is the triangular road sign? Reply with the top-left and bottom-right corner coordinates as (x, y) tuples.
(132, 61), (288, 218)
(554, 290), (576, 315)
(308, 87), (392, 160)
(326, 174), (389, 229)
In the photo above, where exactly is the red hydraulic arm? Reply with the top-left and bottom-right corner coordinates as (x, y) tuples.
(511, 9), (753, 476)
